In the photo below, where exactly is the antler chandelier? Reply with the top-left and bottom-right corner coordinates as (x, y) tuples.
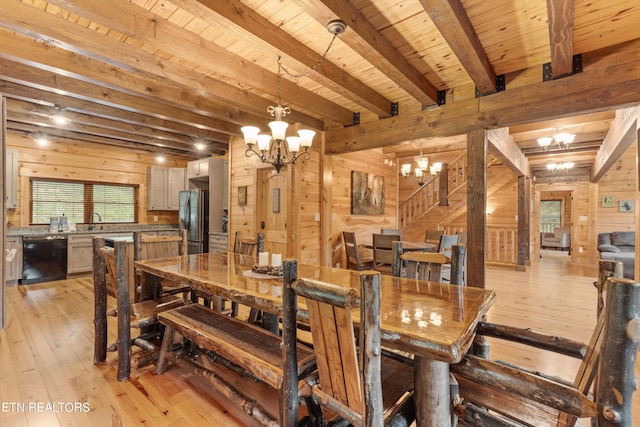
(241, 20), (347, 173)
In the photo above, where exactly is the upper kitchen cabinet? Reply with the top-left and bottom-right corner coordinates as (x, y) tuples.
(147, 166), (186, 210)
(5, 149), (18, 209)
(188, 157), (210, 180)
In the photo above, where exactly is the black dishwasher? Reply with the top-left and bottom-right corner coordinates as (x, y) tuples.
(21, 235), (68, 284)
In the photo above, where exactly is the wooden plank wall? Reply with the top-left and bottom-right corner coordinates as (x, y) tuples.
(596, 143), (637, 233)
(329, 150), (398, 268)
(5, 131), (187, 227)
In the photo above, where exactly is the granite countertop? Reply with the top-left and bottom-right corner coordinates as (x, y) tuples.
(6, 224), (179, 238)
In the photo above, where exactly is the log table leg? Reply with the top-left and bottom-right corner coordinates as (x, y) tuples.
(415, 356), (451, 427)
(92, 237), (107, 364)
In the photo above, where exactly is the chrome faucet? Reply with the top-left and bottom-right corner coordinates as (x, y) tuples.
(88, 211), (102, 230)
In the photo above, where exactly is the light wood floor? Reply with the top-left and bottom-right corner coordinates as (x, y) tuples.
(1, 250), (638, 426)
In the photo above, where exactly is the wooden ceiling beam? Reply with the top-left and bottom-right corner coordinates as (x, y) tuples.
(294, 0), (439, 106)
(0, 81), (230, 146)
(0, 58), (241, 136)
(418, 0), (496, 94)
(487, 128), (532, 177)
(591, 107), (639, 182)
(40, 0), (352, 125)
(546, 0), (575, 77)
(174, 0), (392, 118)
(326, 39), (640, 154)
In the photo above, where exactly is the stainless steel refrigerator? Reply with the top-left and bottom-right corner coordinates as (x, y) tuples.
(179, 189), (209, 254)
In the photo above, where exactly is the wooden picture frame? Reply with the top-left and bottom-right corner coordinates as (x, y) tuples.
(351, 170), (385, 215)
(238, 185), (247, 206)
(619, 200), (633, 212)
(602, 195), (615, 208)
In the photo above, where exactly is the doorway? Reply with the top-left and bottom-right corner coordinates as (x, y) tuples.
(256, 167), (288, 257)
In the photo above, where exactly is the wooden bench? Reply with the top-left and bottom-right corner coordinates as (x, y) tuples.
(155, 260), (318, 426)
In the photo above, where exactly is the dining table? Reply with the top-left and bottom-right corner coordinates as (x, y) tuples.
(130, 252), (496, 427)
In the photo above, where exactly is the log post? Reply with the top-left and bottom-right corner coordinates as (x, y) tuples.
(361, 273), (384, 425)
(594, 260), (623, 318)
(115, 240), (131, 381)
(92, 237), (107, 364)
(596, 277), (640, 426)
(281, 259), (299, 426)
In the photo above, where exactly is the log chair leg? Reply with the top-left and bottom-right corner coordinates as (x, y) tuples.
(155, 325), (176, 374)
(414, 356), (451, 427)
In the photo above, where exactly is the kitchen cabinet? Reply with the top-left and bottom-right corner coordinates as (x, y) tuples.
(209, 232), (228, 253)
(5, 236), (22, 284)
(188, 157), (210, 180)
(68, 234), (93, 275)
(147, 166), (186, 210)
(5, 149), (18, 209)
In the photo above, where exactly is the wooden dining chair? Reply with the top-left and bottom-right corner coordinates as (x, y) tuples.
(397, 244), (465, 285)
(372, 232), (400, 274)
(94, 237), (185, 381)
(425, 229), (444, 244)
(342, 231), (373, 271)
(293, 272), (416, 426)
(451, 277), (640, 426)
(133, 230), (188, 299)
(438, 234), (461, 258)
(381, 227), (403, 239)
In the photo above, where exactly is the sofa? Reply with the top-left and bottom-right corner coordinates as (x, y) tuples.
(598, 231), (635, 279)
(541, 227), (571, 251)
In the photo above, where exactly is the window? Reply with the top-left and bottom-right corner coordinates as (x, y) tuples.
(540, 200), (561, 233)
(31, 179), (138, 225)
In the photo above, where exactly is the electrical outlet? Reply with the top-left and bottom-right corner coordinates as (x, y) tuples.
(153, 215), (158, 221)
(314, 213), (320, 221)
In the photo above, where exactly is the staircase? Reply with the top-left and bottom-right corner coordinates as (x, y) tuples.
(399, 153), (519, 267)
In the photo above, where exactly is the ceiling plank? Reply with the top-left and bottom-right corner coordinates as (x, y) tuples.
(0, 58), (241, 136)
(175, 0), (392, 118)
(0, 81), (229, 146)
(546, 0), (574, 77)
(40, 0), (353, 125)
(487, 128), (532, 177)
(418, 0), (496, 94)
(294, 0), (439, 106)
(591, 107), (639, 182)
(326, 39), (640, 154)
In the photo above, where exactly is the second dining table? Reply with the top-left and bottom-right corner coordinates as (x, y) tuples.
(133, 252), (495, 427)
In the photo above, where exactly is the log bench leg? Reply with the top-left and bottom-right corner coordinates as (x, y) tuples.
(414, 356), (451, 427)
(155, 325), (175, 374)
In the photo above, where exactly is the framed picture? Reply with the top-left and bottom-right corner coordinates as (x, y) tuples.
(619, 200), (633, 212)
(273, 188), (280, 213)
(351, 170), (385, 215)
(238, 185), (247, 206)
(602, 195), (615, 208)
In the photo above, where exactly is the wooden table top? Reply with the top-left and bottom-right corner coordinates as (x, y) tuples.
(135, 252), (496, 363)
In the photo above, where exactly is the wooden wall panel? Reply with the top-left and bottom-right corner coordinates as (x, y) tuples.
(597, 143), (637, 233)
(5, 131), (187, 227)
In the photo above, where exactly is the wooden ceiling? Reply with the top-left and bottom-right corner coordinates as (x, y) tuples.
(1, 0), (639, 176)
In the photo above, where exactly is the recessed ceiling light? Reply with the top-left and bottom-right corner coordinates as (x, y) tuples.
(34, 133), (50, 146)
(49, 106), (71, 125)
(194, 141), (207, 151)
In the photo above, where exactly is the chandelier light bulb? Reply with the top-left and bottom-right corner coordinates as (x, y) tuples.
(537, 137), (553, 147)
(241, 126), (260, 147)
(401, 164), (411, 177)
(297, 129), (315, 148)
(268, 121), (288, 141)
(256, 134), (272, 152)
(286, 136), (301, 153)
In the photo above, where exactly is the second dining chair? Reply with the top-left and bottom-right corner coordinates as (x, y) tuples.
(438, 234), (461, 258)
(372, 233), (400, 274)
(343, 231), (373, 271)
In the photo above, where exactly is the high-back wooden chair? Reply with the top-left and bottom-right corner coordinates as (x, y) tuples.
(397, 244), (465, 285)
(133, 230), (188, 299)
(451, 277), (640, 427)
(343, 231), (373, 271)
(425, 229), (444, 244)
(293, 272), (416, 426)
(381, 228), (403, 239)
(438, 234), (460, 258)
(94, 237), (185, 381)
(372, 232), (400, 274)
